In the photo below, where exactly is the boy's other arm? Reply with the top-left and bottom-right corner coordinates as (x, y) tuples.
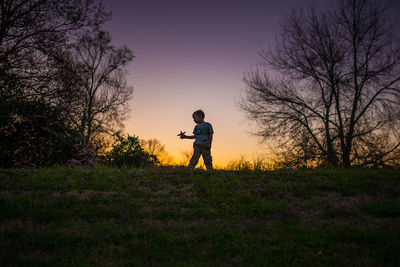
(206, 134), (213, 148)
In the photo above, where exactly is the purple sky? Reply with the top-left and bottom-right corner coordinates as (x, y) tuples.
(101, 0), (399, 166)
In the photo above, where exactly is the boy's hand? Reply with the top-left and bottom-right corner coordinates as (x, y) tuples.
(177, 131), (186, 139)
(205, 143), (211, 149)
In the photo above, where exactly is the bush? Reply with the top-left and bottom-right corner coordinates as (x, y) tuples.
(106, 134), (158, 167)
(0, 100), (86, 168)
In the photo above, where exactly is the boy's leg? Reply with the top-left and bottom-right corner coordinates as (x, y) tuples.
(188, 145), (201, 169)
(200, 147), (213, 170)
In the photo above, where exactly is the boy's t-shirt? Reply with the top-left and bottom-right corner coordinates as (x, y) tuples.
(193, 122), (214, 146)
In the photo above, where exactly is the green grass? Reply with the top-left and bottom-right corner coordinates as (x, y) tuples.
(1, 167), (399, 266)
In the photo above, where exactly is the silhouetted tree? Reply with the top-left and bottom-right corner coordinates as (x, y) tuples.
(52, 29), (134, 146)
(241, 0), (400, 167)
(141, 139), (166, 155)
(0, 0), (109, 101)
(106, 134), (158, 168)
(141, 138), (175, 165)
(0, 0), (114, 167)
(0, 100), (83, 168)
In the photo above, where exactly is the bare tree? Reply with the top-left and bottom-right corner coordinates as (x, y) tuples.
(141, 138), (166, 155)
(241, 0), (400, 167)
(0, 0), (109, 101)
(141, 138), (175, 165)
(54, 30), (134, 145)
(0, 0), (113, 167)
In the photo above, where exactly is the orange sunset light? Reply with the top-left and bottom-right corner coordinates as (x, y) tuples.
(102, 0), (329, 168)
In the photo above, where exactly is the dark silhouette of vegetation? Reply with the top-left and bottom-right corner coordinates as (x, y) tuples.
(241, 0), (400, 168)
(52, 29), (134, 146)
(0, 0), (108, 102)
(0, 0), (134, 167)
(0, 101), (79, 168)
(141, 138), (175, 165)
(106, 134), (158, 168)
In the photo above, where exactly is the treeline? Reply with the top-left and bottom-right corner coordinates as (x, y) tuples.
(241, 0), (400, 168)
(0, 0), (151, 168)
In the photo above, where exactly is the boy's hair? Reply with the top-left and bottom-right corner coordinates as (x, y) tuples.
(192, 110), (205, 119)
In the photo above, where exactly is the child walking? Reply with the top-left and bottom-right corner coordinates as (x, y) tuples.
(178, 110), (214, 170)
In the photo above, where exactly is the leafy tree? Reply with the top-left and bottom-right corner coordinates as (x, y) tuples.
(0, 0), (129, 167)
(241, 0), (400, 167)
(0, 101), (85, 168)
(106, 134), (158, 168)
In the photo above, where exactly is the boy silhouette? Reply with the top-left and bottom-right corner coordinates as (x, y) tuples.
(178, 110), (213, 170)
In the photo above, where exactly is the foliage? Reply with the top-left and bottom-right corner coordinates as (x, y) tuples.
(106, 134), (158, 167)
(0, 1), (134, 167)
(0, 101), (89, 168)
(241, 0), (400, 168)
(1, 167), (399, 266)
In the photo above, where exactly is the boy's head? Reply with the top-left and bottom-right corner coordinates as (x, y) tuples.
(192, 110), (205, 124)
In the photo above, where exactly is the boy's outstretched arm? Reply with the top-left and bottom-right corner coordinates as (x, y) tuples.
(183, 135), (196, 139)
(180, 133), (196, 139)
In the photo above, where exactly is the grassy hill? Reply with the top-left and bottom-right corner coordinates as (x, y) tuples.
(1, 167), (399, 266)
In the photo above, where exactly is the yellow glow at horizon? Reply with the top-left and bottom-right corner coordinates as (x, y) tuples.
(124, 73), (265, 168)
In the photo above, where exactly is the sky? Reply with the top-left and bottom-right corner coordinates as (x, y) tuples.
(100, 0), (398, 167)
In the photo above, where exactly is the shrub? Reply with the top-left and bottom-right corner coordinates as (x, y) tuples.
(106, 134), (158, 167)
(0, 100), (85, 168)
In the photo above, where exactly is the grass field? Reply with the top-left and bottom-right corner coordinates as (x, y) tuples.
(1, 167), (399, 266)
